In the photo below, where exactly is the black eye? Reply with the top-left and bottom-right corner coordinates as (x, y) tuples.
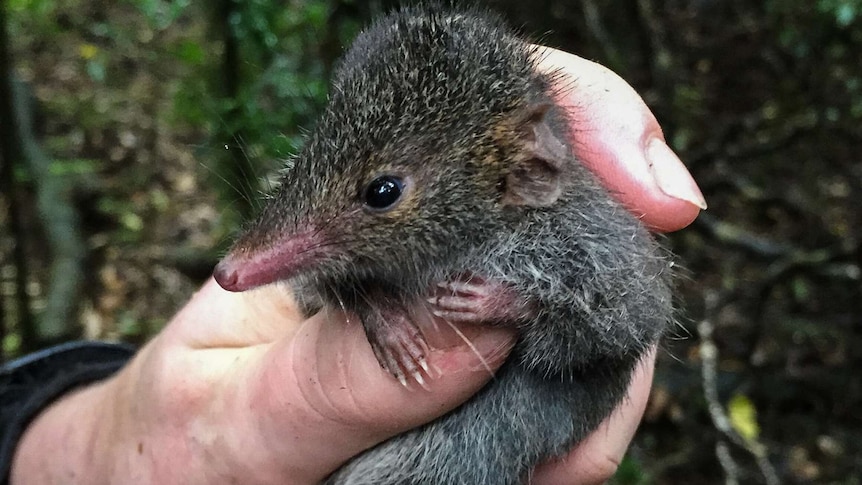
(363, 175), (404, 210)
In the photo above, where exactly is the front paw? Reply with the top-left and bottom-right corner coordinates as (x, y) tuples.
(363, 310), (432, 388)
(428, 275), (536, 324)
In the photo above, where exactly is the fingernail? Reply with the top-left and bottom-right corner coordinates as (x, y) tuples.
(646, 137), (708, 210)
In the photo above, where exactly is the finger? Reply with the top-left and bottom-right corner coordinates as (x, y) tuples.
(530, 348), (657, 485)
(239, 309), (517, 483)
(535, 47), (706, 233)
(169, 278), (307, 348)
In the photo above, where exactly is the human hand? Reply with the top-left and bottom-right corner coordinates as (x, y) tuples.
(10, 280), (515, 485)
(10, 48), (703, 485)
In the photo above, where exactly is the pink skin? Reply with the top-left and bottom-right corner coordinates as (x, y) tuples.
(536, 47), (706, 231)
(10, 48), (703, 485)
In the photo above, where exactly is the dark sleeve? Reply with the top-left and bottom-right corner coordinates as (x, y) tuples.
(0, 341), (136, 484)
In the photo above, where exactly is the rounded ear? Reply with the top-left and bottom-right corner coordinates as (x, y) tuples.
(502, 104), (570, 207)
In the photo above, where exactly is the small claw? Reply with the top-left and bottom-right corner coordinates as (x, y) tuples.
(412, 370), (429, 390)
(396, 372), (408, 388)
(434, 295), (478, 312)
(437, 280), (488, 296)
(416, 333), (432, 355)
(362, 307), (439, 389)
(432, 309), (483, 322)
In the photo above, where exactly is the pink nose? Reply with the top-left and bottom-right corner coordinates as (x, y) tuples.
(213, 228), (324, 292)
(213, 261), (241, 291)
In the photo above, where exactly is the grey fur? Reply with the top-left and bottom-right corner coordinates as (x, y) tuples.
(221, 5), (673, 484)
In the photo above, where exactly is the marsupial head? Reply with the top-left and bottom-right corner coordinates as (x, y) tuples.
(214, 6), (572, 296)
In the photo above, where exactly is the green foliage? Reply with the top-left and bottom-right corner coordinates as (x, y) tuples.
(6, 0), (60, 40)
(134, 0), (192, 30)
(611, 456), (652, 485)
(78, 43), (107, 83)
(172, 40), (205, 66)
(769, 0), (862, 55)
(96, 197), (146, 242)
(117, 311), (144, 339)
(818, 0), (861, 26)
(2, 333), (22, 357)
(47, 158), (99, 176)
(728, 394), (761, 444)
(162, 0), (360, 223)
(7, 0), (54, 17)
(136, 0), (358, 225)
(215, 0), (338, 159)
(84, 56), (106, 82)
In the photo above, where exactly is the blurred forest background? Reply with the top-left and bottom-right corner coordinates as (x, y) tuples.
(1, 0), (860, 483)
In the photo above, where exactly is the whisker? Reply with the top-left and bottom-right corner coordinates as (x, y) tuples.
(229, 132), (265, 211)
(198, 159), (248, 206)
(328, 280), (351, 326)
(439, 318), (495, 378)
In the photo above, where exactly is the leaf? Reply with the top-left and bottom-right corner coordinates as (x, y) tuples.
(835, 3), (857, 26)
(611, 455), (652, 485)
(79, 43), (99, 60)
(174, 40), (205, 65)
(3, 333), (22, 356)
(120, 212), (144, 232)
(728, 393), (761, 443)
(86, 59), (106, 83)
(48, 158), (99, 176)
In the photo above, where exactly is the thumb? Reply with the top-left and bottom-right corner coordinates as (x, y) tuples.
(242, 307), (516, 483)
(535, 47), (705, 233)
